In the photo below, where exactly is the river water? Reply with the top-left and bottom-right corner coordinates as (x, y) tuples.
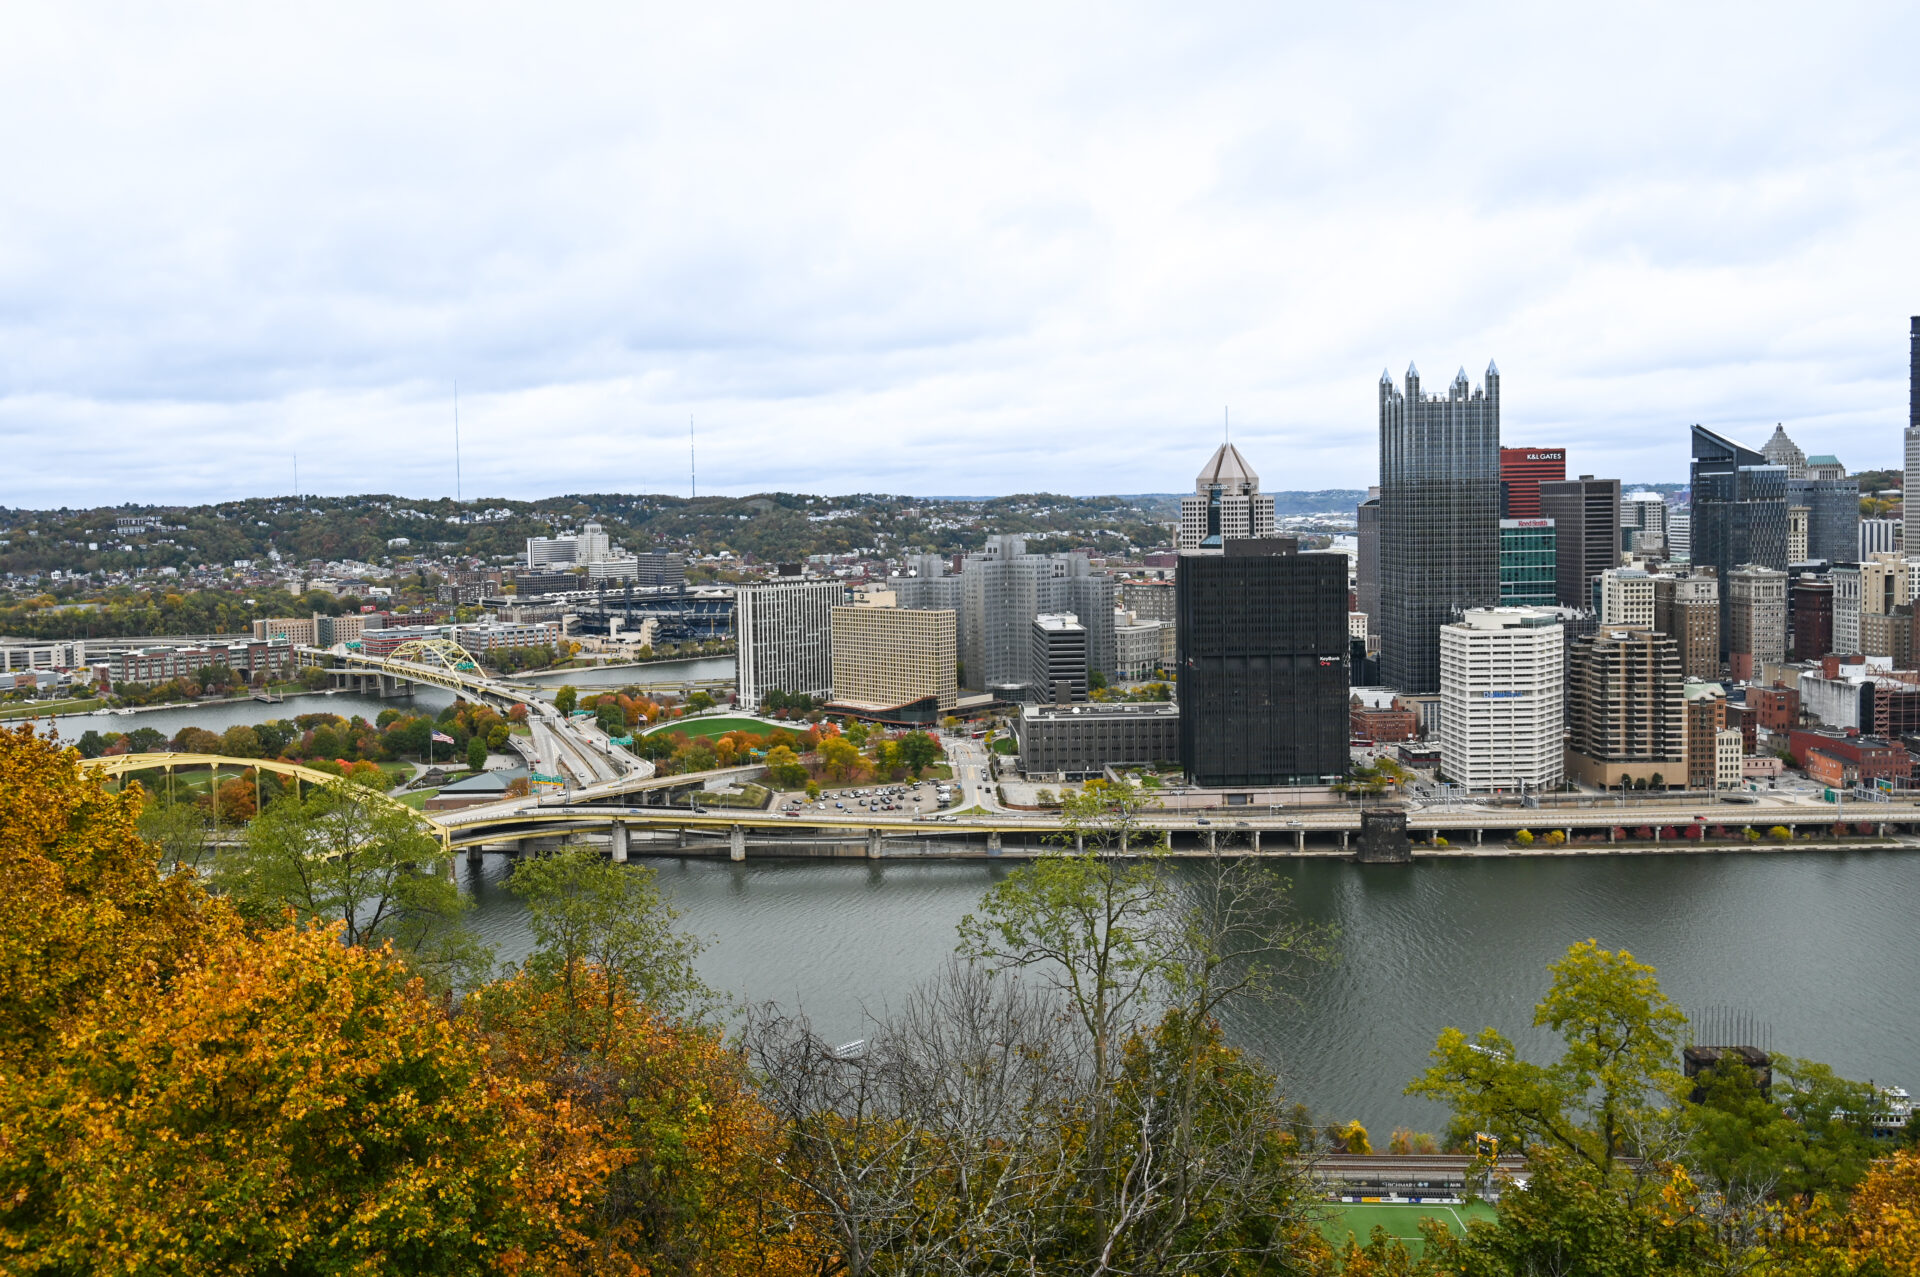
(30, 662), (1919, 1134)
(459, 848), (1920, 1136)
(32, 656), (735, 741)
(516, 656), (735, 693)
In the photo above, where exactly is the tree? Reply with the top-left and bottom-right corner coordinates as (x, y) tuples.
(507, 850), (714, 1038)
(468, 735), (489, 773)
(593, 699), (627, 735)
(135, 795), (211, 872)
(897, 730), (940, 777)
(0, 724), (214, 1060)
(216, 781), (484, 989)
(766, 744), (809, 789)
(220, 723), (263, 758)
(14, 923), (542, 1274)
(1689, 1054), (1886, 1204)
(958, 782), (1179, 1230)
(819, 734), (860, 780)
(553, 684), (578, 715)
(1846, 1147), (1920, 1269)
(1409, 939), (1688, 1174)
(688, 690), (715, 712)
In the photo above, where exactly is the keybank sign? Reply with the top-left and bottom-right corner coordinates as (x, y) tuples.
(1482, 690), (1526, 698)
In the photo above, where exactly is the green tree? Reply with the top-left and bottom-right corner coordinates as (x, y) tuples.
(593, 700), (627, 735)
(1690, 1054), (1886, 1200)
(137, 798), (211, 873)
(553, 684), (578, 715)
(467, 736), (489, 773)
(1409, 939), (1687, 1174)
(215, 781), (484, 989)
(507, 850), (714, 1041)
(765, 744), (809, 789)
(818, 735), (860, 779)
(897, 730), (940, 778)
(957, 784), (1177, 1223)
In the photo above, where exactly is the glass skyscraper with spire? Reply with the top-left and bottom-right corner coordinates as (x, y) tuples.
(1377, 363), (1502, 694)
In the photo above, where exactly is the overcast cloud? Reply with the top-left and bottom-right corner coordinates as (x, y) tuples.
(2, 2), (1917, 507)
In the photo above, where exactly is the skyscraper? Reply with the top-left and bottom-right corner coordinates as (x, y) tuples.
(1029, 614), (1089, 704)
(1356, 490), (1382, 637)
(1538, 476), (1622, 608)
(735, 578), (841, 706)
(1178, 445), (1277, 550)
(1908, 318), (1920, 557)
(1690, 425), (1789, 655)
(951, 536), (1115, 697)
(1378, 363), (1502, 694)
(1176, 539), (1348, 787)
(1565, 627), (1686, 789)
(1498, 447), (1565, 518)
(1653, 570), (1721, 680)
(1438, 608), (1564, 793)
(1498, 519), (1557, 607)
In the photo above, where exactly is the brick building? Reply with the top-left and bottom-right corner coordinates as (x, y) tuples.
(1786, 729), (1912, 784)
(1747, 685), (1801, 732)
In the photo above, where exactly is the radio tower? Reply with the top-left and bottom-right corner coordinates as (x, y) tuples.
(690, 415), (696, 499)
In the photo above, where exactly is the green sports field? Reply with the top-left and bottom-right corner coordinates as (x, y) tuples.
(639, 716), (789, 741)
(1319, 1200), (1495, 1257)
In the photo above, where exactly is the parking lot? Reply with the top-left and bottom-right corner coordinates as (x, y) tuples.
(773, 779), (967, 821)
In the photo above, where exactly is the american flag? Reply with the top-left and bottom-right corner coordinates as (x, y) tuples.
(432, 731), (455, 745)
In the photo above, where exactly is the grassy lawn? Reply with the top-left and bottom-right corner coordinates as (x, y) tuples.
(1318, 1200), (1495, 1257)
(989, 737), (1017, 755)
(642, 716), (793, 741)
(396, 788), (441, 809)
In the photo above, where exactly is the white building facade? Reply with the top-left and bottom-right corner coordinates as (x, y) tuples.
(735, 579), (841, 705)
(1439, 607), (1565, 793)
(1599, 568), (1655, 628)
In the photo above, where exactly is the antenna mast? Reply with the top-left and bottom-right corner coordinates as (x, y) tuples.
(293, 451), (299, 497)
(690, 415), (696, 499)
(1225, 406), (1229, 444)
(454, 381), (463, 503)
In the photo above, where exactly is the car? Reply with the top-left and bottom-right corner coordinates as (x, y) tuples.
(1195, 817), (1211, 826)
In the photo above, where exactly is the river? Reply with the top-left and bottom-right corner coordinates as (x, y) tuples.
(459, 848), (1920, 1136)
(29, 658), (1919, 1135)
(516, 656), (735, 693)
(31, 655), (735, 741)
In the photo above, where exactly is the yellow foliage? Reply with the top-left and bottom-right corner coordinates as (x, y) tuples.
(1848, 1147), (1920, 1273)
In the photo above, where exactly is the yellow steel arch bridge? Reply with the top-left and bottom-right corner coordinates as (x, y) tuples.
(78, 752), (451, 845)
(311, 642), (533, 707)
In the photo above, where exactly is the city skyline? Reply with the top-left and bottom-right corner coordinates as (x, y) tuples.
(1, 6), (1917, 506)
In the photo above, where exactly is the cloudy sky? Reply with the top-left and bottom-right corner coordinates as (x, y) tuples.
(3, 3), (1917, 507)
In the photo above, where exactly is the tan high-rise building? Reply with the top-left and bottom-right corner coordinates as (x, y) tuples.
(1727, 565), (1788, 683)
(1858, 554), (1912, 661)
(1652, 570), (1720, 681)
(1565, 627), (1686, 789)
(828, 603), (957, 717)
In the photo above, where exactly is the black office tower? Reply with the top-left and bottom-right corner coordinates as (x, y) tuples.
(1690, 425), (1788, 656)
(1378, 363), (1502, 693)
(1908, 318), (1920, 557)
(1176, 539), (1349, 787)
